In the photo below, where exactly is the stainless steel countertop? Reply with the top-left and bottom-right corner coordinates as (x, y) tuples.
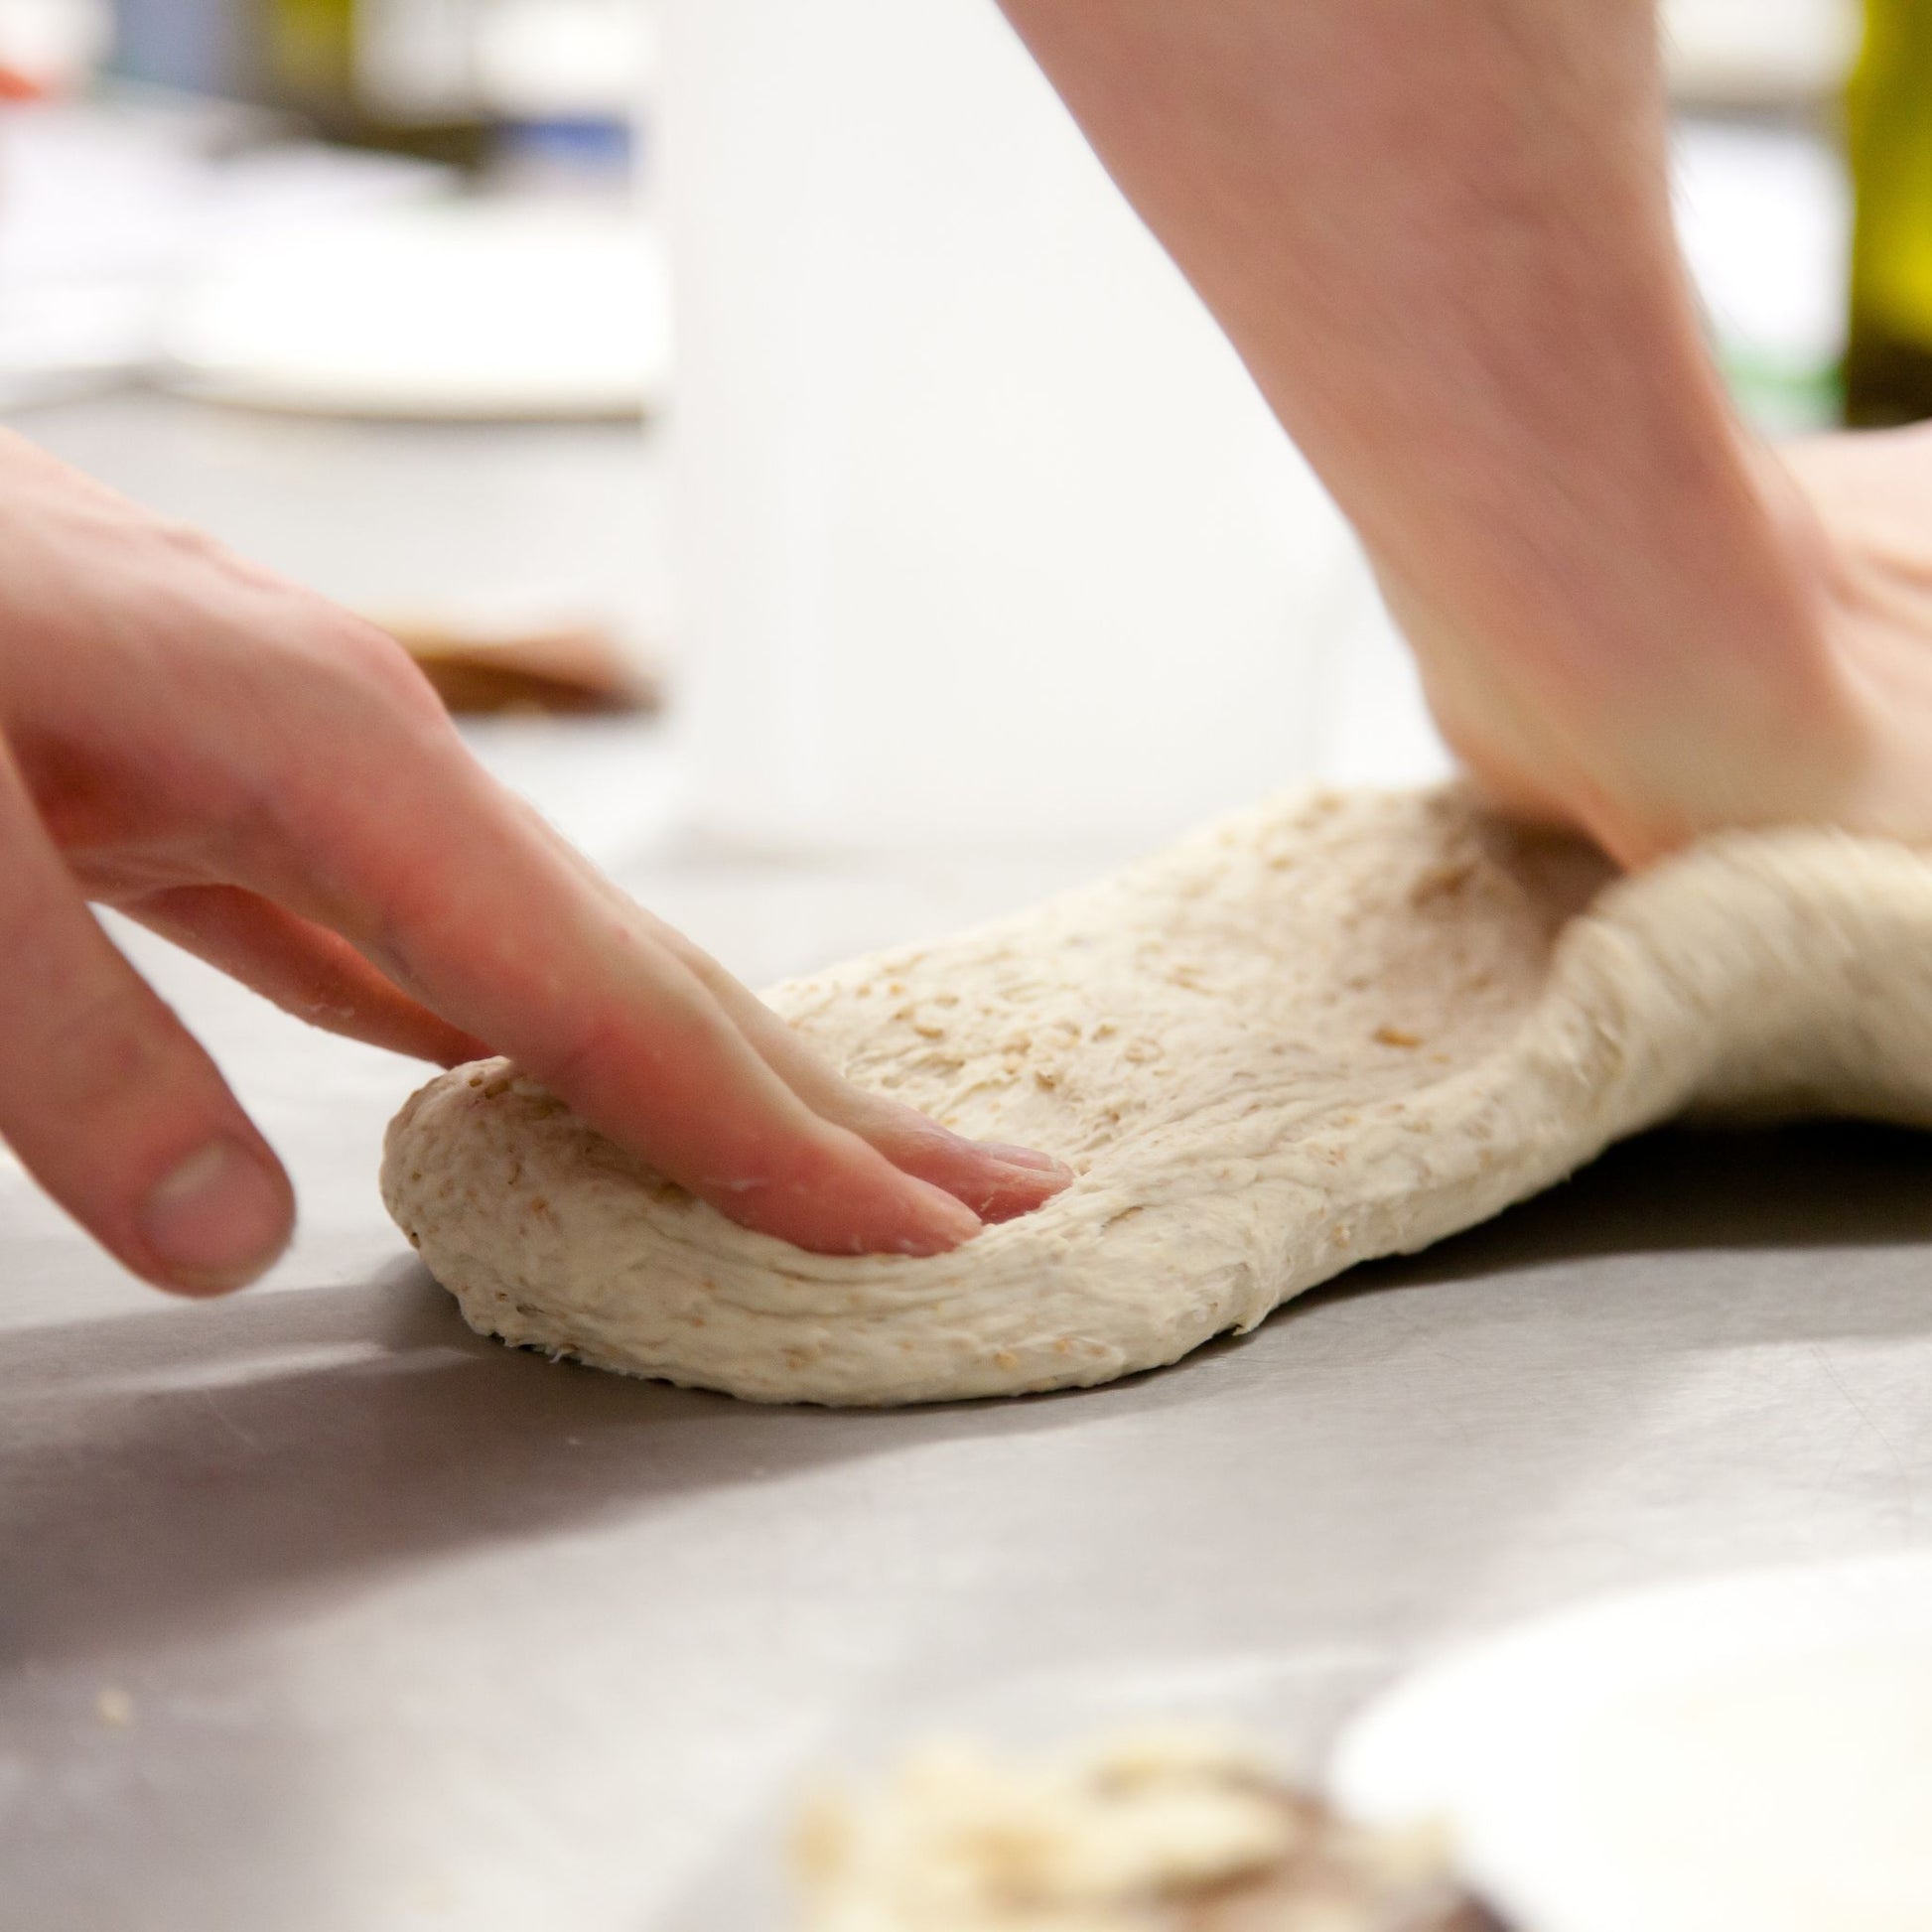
(4, 396), (1932, 1932)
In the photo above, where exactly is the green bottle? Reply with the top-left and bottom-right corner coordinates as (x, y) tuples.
(263, 0), (356, 126)
(1846, 0), (1932, 423)
(261, 0), (489, 166)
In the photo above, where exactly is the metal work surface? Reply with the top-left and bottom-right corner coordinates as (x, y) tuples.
(6, 899), (1932, 1931)
(4, 396), (1932, 1929)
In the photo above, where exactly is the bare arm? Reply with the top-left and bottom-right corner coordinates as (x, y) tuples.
(998, 0), (1863, 864)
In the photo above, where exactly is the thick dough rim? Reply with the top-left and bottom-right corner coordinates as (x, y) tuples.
(382, 786), (1932, 1406)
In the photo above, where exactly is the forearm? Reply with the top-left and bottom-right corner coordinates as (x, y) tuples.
(998, 0), (1846, 842)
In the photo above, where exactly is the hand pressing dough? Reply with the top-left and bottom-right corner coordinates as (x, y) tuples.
(381, 785), (1932, 1406)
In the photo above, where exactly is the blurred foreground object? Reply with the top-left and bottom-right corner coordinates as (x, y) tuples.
(1336, 1554), (1932, 1932)
(793, 1730), (1499, 1932)
(377, 613), (659, 715)
(1846, 0), (1932, 423)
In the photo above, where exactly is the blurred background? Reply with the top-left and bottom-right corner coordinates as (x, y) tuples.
(0, 0), (1908, 968)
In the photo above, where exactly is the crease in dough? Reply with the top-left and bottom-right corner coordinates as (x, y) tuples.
(381, 785), (1932, 1406)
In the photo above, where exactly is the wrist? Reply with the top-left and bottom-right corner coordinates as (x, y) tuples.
(1380, 422), (1863, 865)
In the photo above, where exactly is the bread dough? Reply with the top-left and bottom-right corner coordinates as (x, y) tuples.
(381, 785), (1932, 1406)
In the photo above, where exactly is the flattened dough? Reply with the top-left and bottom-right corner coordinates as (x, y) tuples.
(381, 786), (1932, 1406)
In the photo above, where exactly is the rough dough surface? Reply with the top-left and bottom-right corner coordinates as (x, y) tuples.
(381, 785), (1932, 1406)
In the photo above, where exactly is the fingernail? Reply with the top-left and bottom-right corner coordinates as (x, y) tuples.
(980, 1142), (1073, 1178)
(897, 1182), (983, 1256)
(141, 1139), (291, 1292)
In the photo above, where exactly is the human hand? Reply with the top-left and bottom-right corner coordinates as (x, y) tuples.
(0, 432), (1067, 1294)
(1385, 426), (1932, 871)
(993, 0), (1895, 873)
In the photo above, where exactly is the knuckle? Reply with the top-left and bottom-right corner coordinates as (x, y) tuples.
(330, 617), (446, 721)
(0, 895), (190, 1122)
(38, 977), (179, 1113)
(149, 512), (231, 569)
(213, 584), (444, 734)
(263, 615), (462, 854)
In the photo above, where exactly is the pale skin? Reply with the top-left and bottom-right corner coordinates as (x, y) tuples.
(995, 0), (1932, 869)
(0, 438), (1068, 1292)
(7, 0), (1931, 1294)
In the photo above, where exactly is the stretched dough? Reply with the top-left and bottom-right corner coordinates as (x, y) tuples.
(381, 786), (1932, 1406)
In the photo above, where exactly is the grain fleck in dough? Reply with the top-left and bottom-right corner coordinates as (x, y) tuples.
(381, 785), (1932, 1406)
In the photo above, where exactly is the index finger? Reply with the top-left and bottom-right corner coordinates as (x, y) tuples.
(265, 701), (984, 1257)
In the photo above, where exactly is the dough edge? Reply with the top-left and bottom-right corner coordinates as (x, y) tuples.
(382, 787), (1932, 1406)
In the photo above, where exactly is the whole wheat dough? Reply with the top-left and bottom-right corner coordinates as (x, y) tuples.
(381, 785), (1932, 1406)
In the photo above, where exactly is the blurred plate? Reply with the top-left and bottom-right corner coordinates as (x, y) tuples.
(156, 199), (669, 421)
(1332, 1554), (1932, 1932)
